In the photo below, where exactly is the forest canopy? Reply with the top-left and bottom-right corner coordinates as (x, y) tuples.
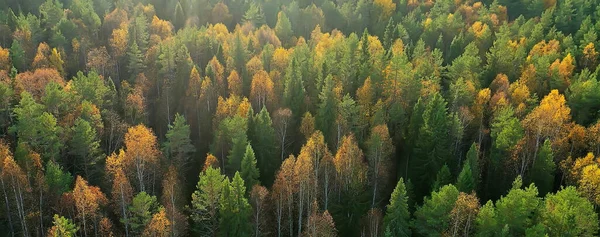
(1, 0), (600, 236)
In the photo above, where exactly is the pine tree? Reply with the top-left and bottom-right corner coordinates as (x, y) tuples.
(494, 177), (541, 236)
(457, 160), (476, 193)
(232, 33), (248, 92)
(410, 93), (451, 199)
(226, 116), (249, 174)
(413, 184), (460, 236)
(530, 140), (555, 196)
(190, 167), (226, 236)
(127, 41), (145, 80)
(275, 11), (293, 46)
(383, 18), (395, 51)
(10, 40), (27, 72)
(219, 172), (252, 237)
(283, 58), (304, 119)
(12, 92), (62, 161)
(69, 118), (102, 182)
(71, 71), (110, 108)
(356, 29), (371, 93)
(130, 16), (149, 52)
(164, 113), (196, 170)
(243, 3), (266, 26)
(432, 164), (452, 191)
(383, 178), (411, 237)
(541, 187), (599, 235)
(317, 74), (337, 145)
(249, 107), (277, 185)
(465, 143), (480, 189)
(47, 214), (79, 237)
(127, 192), (158, 236)
(240, 144), (260, 191)
(45, 161), (73, 196)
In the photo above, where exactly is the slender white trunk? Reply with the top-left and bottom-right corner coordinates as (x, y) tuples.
(82, 204), (87, 237)
(287, 194), (293, 237)
(276, 195), (282, 237)
(121, 183), (129, 237)
(1, 178), (14, 236)
(135, 156), (145, 192)
(297, 186), (304, 237)
(324, 170), (329, 210)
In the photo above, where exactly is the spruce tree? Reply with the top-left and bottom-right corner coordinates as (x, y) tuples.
(127, 41), (145, 78)
(250, 107), (277, 185)
(316, 74), (337, 145)
(465, 143), (480, 189)
(190, 167), (226, 236)
(383, 178), (411, 237)
(457, 160), (476, 193)
(530, 140), (555, 196)
(69, 118), (102, 181)
(10, 40), (27, 72)
(240, 144), (260, 191)
(219, 172), (252, 237)
(432, 164), (452, 191)
(283, 58), (304, 119)
(164, 113), (196, 170)
(226, 116), (249, 174)
(411, 93), (451, 198)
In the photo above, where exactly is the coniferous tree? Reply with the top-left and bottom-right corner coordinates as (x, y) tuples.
(190, 166), (226, 236)
(541, 186), (599, 235)
(45, 160), (73, 196)
(317, 74), (337, 145)
(10, 41), (27, 72)
(410, 93), (451, 199)
(356, 29), (371, 93)
(240, 143), (260, 192)
(494, 176), (541, 236)
(249, 107), (277, 185)
(164, 113), (195, 170)
(226, 116), (249, 174)
(383, 178), (411, 237)
(432, 164), (452, 191)
(69, 118), (102, 181)
(465, 143), (480, 190)
(219, 172), (252, 237)
(127, 41), (145, 79)
(47, 214), (79, 236)
(382, 18), (395, 51)
(457, 160), (476, 193)
(413, 184), (460, 236)
(275, 11), (293, 46)
(284, 58), (304, 120)
(127, 192), (158, 236)
(530, 140), (555, 196)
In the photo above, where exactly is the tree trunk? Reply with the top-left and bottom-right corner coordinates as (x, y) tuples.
(82, 207), (87, 237)
(39, 184), (44, 237)
(372, 147), (380, 208)
(276, 196), (282, 237)
(287, 194), (293, 237)
(166, 88), (172, 126)
(121, 183), (129, 237)
(196, 105), (202, 142)
(297, 186), (304, 236)
(280, 132), (286, 161)
(1, 178), (14, 236)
